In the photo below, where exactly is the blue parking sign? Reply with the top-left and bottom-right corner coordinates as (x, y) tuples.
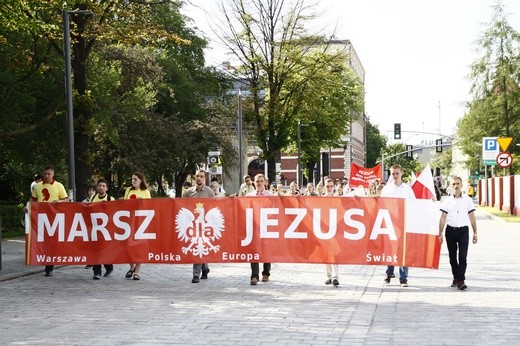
(482, 137), (499, 162)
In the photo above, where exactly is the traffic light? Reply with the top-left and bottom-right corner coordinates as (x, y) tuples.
(322, 152), (329, 176)
(394, 123), (401, 140)
(406, 145), (413, 158)
(435, 139), (443, 153)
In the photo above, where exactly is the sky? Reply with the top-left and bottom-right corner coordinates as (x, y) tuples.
(181, 0), (520, 145)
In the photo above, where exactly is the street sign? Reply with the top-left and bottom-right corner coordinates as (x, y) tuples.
(497, 137), (513, 151)
(496, 152), (513, 168)
(483, 160), (497, 166)
(482, 137), (499, 164)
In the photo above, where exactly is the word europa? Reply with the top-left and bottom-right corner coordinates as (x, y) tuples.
(36, 210), (156, 242)
(241, 207), (398, 246)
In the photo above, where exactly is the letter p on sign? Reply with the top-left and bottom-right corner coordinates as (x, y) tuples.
(484, 138), (497, 150)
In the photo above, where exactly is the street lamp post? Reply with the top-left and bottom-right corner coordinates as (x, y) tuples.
(62, 9), (92, 201)
(297, 120), (301, 187)
(297, 120), (309, 188)
(237, 89), (243, 187)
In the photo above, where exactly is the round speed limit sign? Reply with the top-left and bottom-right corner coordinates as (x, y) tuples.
(496, 152), (513, 168)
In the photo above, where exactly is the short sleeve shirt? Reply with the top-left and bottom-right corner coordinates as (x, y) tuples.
(246, 189), (273, 196)
(124, 188), (151, 199)
(239, 183), (255, 196)
(90, 194), (116, 202)
(380, 182), (416, 199)
(32, 181), (68, 202)
(440, 194), (475, 227)
(182, 185), (215, 198)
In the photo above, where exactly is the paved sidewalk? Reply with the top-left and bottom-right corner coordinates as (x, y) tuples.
(1, 208), (519, 345)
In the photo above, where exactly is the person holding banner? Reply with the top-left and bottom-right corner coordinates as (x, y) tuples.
(183, 169), (215, 283)
(438, 176), (478, 290)
(124, 172), (151, 281)
(381, 164), (415, 287)
(30, 165), (69, 277)
(247, 173), (273, 285)
(89, 178), (116, 280)
(323, 178), (340, 287)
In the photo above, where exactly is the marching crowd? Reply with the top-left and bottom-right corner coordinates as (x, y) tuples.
(28, 164), (478, 291)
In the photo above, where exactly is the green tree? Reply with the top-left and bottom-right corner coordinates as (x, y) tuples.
(382, 143), (421, 182)
(0, 1), (68, 201)
(5, 0), (189, 199)
(217, 0), (362, 182)
(280, 49), (364, 181)
(366, 118), (387, 168)
(1, 0), (235, 200)
(430, 147), (453, 177)
(458, 1), (520, 175)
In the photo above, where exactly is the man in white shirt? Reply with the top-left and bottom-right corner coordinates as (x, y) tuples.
(246, 174), (273, 285)
(380, 164), (415, 287)
(438, 176), (478, 290)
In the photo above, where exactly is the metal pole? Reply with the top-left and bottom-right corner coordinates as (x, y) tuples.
(63, 10), (76, 201)
(381, 154), (385, 182)
(438, 100), (441, 135)
(237, 89), (243, 188)
(297, 120), (301, 187)
(328, 147), (331, 180)
(0, 216), (2, 270)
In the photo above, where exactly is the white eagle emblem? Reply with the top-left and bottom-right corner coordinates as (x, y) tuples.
(175, 203), (225, 258)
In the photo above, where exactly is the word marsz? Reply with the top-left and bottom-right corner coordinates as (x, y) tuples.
(36, 210), (156, 242)
(241, 207), (398, 246)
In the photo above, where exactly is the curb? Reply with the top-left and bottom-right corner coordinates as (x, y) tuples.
(0, 268), (43, 282)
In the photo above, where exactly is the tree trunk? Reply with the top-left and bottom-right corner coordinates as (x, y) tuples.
(72, 25), (92, 201)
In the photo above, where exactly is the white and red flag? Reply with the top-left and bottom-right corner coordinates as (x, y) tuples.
(412, 163), (436, 200)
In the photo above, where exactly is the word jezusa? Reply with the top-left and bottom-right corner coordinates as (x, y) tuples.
(241, 207), (398, 246)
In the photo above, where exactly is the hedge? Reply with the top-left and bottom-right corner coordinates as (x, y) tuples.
(0, 202), (24, 234)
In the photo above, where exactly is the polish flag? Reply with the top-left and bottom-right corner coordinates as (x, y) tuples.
(411, 163), (436, 200)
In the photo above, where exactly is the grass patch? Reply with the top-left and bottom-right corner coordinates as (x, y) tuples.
(479, 206), (520, 223)
(1, 228), (25, 239)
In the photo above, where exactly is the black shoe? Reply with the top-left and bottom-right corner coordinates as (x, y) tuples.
(325, 278), (332, 285)
(457, 281), (467, 290)
(44, 271), (52, 277)
(201, 269), (210, 279)
(384, 276), (391, 284)
(93, 274), (101, 280)
(192, 276), (200, 283)
(451, 279), (459, 287)
(332, 278), (340, 287)
(104, 268), (113, 277)
(400, 279), (409, 287)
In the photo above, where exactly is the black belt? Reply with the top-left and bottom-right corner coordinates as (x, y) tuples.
(447, 225), (468, 230)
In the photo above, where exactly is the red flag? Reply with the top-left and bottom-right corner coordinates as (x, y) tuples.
(412, 163), (436, 200)
(349, 163), (382, 188)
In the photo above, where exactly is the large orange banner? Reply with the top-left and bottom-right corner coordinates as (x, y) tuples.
(26, 197), (441, 268)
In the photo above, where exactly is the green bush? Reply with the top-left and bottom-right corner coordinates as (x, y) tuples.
(0, 202), (24, 235)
